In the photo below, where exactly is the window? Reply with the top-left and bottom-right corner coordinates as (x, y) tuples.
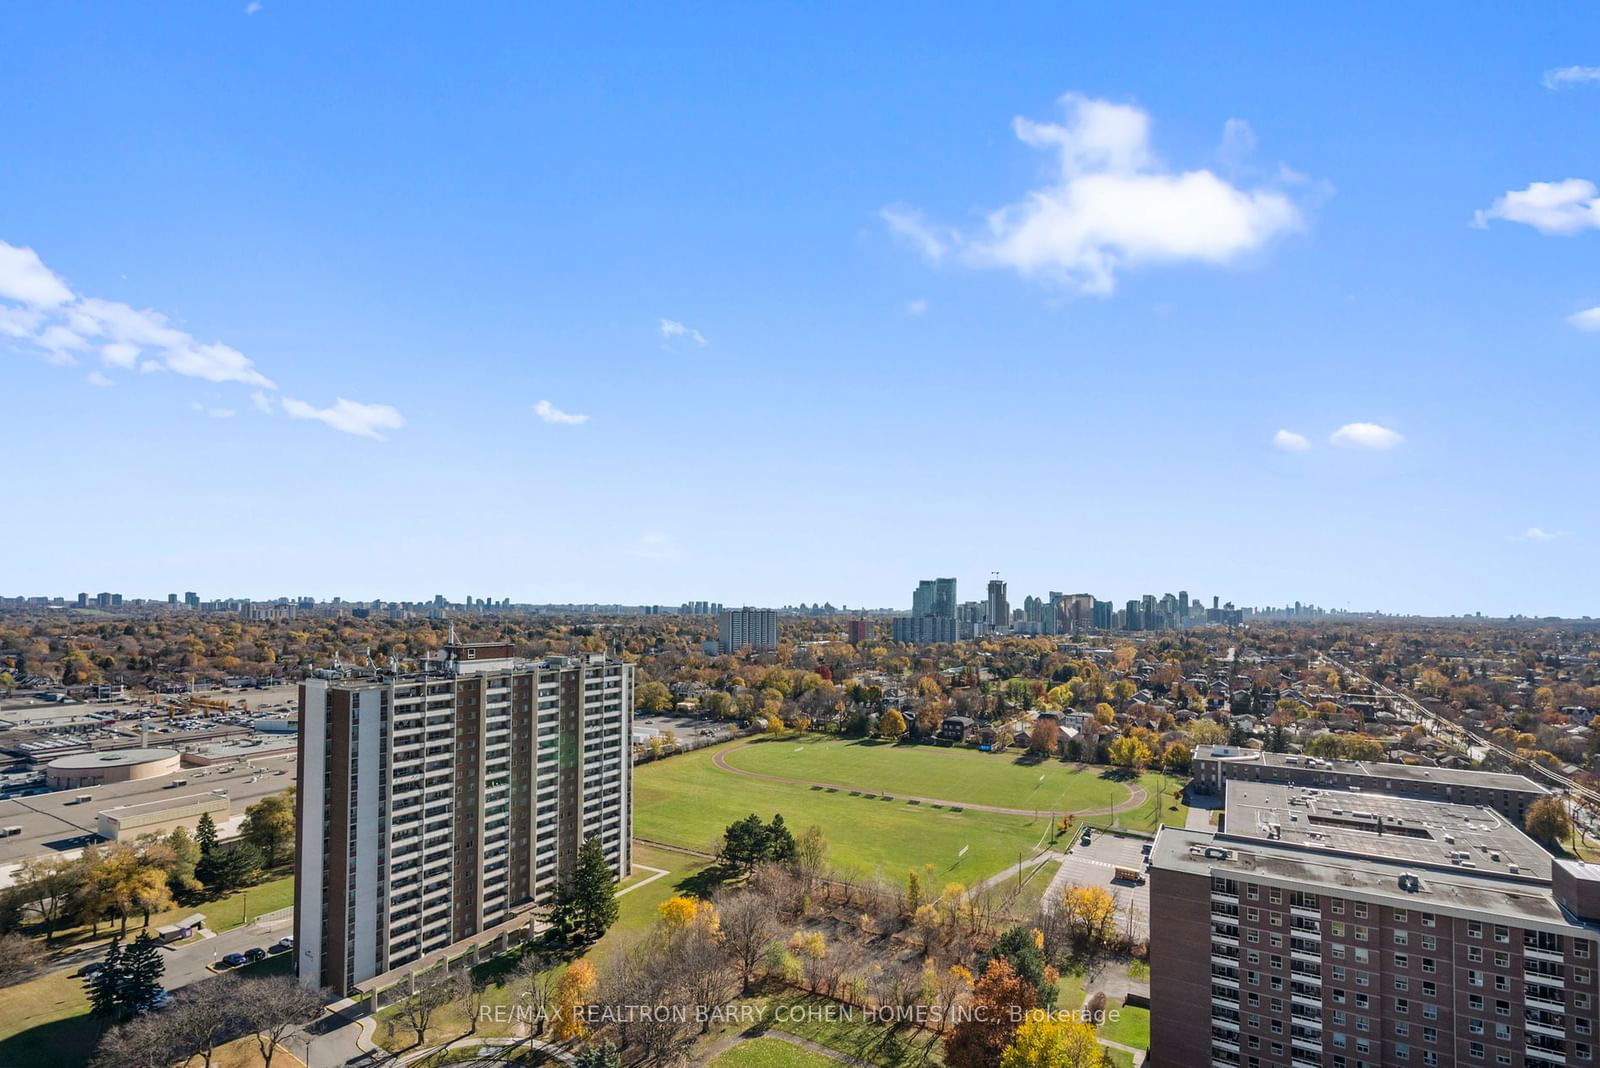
(1469, 1043), (1484, 1059)
(1355, 902), (1368, 919)
(1395, 977), (1409, 992)
(1394, 909), (1409, 923)
(1422, 912), (1436, 928)
(1332, 922), (1345, 937)
(1469, 921), (1483, 938)
(1494, 925), (1509, 943)
(1333, 901), (1345, 915)
(1469, 946), (1483, 962)
(1395, 930), (1409, 946)
(1271, 888), (1283, 904)
(1396, 998), (1410, 1014)
(1248, 885), (1259, 900)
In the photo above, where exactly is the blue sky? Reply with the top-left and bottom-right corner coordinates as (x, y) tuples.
(3, 4), (1597, 615)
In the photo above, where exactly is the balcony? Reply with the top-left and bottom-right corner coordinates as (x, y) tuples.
(1526, 946), (1566, 965)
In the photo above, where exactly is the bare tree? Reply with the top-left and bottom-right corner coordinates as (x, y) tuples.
(241, 975), (322, 1068)
(167, 974), (248, 1068)
(393, 968), (468, 1048)
(0, 932), (47, 985)
(513, 950), (562, 1037)
(714, 889), (779, 994)
(90, 1012), (170, 1068)
(669, 920), (738, 1034)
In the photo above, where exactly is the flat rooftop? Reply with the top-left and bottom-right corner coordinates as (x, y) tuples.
(1221, 780), (1549, 882)
(1195, 744), (1548, 794)
(1152, 825), (1578, 931)
(47, 747), (178, 769)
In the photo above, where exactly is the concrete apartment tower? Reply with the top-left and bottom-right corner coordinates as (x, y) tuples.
(293, 639), (632, 992)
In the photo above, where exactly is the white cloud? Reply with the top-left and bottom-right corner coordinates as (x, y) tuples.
(1472, 179), (1600, 235)
(1567, 306), (1600, 332)
(1520, 527), (1561, 542)
(904, 298), (928, 317)
(0, 239), (406, 438)
(281, 397), (406, 440)
(86, 371), (113, 388)
(1329, 422), (1405, 450)
(658, 318), (707, 346)
(533, 399), (590, 425)
(0, 242), (73, 307)
(1544, 66), (1600, 90)
(1272, 429), (1310, 452)
(883, 93), (1303, 295)
(190, 402), (236, 419)
(244, 1), (262, 13)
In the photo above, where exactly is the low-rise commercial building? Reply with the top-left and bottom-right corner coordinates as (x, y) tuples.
(96, 791), (231, 842)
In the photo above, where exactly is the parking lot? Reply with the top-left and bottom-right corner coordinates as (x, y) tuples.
(1045, 832), (1152, 941)
(633, 713), (740, 747)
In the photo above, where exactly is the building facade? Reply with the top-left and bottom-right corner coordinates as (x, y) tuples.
(1151, 779), (1600, 1068)
(718, 607), (778, 653)
(294, 642), (632, 992)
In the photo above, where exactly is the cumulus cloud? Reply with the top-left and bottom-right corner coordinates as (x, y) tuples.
(1544, 66), (1600, 90)
(533, 399), (589, 425)
(1518, 526), (1564, 542)
(0, 239), (407, 440)
(1329, 422), (1404, 450)
(281, 396), (406, 440)
(1272, 429), (1310, 452)
(1472, 179), (1600, 235)
(1567, 306), (1600, 332)
(658, 318), (707, 346)
(883, 93), (1303, 295)
(86, 371), (113, 387)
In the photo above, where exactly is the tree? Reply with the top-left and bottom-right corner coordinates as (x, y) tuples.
(1185, 718), (1228, 746)
(1029, 719), (1059, 757)
(195, 812), (219, 856)
(636, 681), (673, 713)
(1527, 797), (1574, 845)
(715, 888), (779, 994)
(167, 974), (245, 1068)
(553, 959), (597, 1041)
(878, 707), (908, 739)
(766, 814), (797, 862)
(944, 957), (1036, 1068)
(90, 1013), (171, 1068)
(575, 1042), (622, 1068)
(0, 932), (45, 986)
(1107, 736), (1153, 770)
(241, 791), (295, 868)
(197, 841), (263, 893)
(395, 969), (468, 1048)
(999, 1008), (1108, 1067)
(1059, 884), (1117, 951)
(1161, 741), (1192, 775)
(719, 814), (770, 871)
(159, 826), (202, 898)
(981, 926), (1056, 1010)
(87, 937), (124, 1018)
(119, 932), (166, 1012)
(658, 895), (711, 934)
(552, 834), (619, 942)
(242, 975), (322, 1068)
(13, 854), (81, 943)
(792, 825), (828, 885)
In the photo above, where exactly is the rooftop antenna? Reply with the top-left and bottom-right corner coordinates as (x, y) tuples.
(447, 620), (459, 646)
(332, 649), (343, 673)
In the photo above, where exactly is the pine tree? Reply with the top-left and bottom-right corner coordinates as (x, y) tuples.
(196, 812), (219, 856)
(86, 937), (123, 1017)
(766, 814), (797, 862)
(564, 834), (619, 941)
(118, 933), (165, 1012)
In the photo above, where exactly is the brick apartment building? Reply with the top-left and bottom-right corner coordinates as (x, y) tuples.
(1151, 779), (1600, 1068)
(294, 641), (632, 992)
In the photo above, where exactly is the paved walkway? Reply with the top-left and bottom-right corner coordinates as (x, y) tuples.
(710, 741), (1150, 820)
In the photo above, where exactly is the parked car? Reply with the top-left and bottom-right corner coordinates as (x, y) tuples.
(270, 936), (294, 953)
(220, 952), (247, 968)
(244, 947), (267, 963)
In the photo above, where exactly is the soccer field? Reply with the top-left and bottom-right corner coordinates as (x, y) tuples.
(724, 733), (1135, 813)
(633, 740), (1059, 884)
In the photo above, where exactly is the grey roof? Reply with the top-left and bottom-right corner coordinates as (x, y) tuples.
(1193, 744), (1548, 794)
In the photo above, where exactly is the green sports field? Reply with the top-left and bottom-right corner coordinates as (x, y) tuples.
(725, 734), (1133, 813)
(633, 740), (1058, 883)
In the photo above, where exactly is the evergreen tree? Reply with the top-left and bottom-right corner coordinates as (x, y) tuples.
(118, 933), (164, 1011)
(574, 1041), (621, 1068)
(86, 937), (123, 1017)
(719, 814), (769, 870)
(198, 842), (262, 893)
(564, 834), (619, 941)
(195, 812), (219, 856)
(766, 814), (797, 862)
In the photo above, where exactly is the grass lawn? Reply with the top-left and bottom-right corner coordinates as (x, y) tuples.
(709, 1036), (839, 1068)
(725, 736), (1134, 814)
(1104, 1047), (1135, 1068)
(0, 966), (99, 1068)
(695, 992), (942, 1068)
(635, 741), (1058, 885)
(1099, 999), (1150, 1050)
